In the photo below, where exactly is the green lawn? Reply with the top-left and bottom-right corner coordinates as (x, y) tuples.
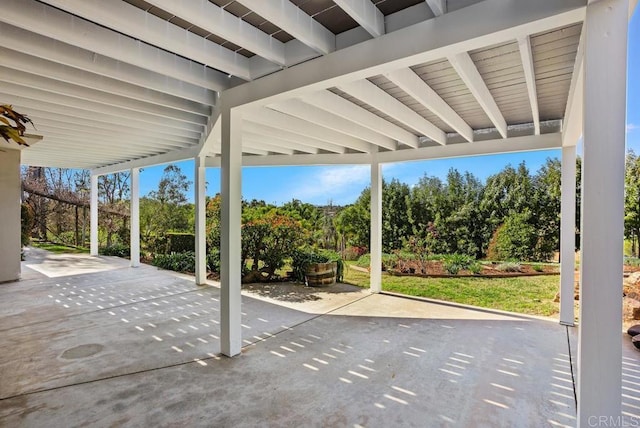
(343, 263), (560, 317)
(30, 241), (89, 254)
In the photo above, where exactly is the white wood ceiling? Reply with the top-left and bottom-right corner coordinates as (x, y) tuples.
(0, 0), (586, 170)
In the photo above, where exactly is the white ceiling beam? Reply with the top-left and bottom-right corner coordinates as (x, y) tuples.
(334, 0), (385, 38)
(35, 134), (170, 158)
(386, 67), (474, 142)
(517, 36), (541, 135)
(0, 85), (203, 133)
(562, 30), (585, 146)
(92, 148), (200, 175)
(338, 80), (445, 145)
(269, 99), (396, 150)
(26, 114), (199, 145)
(37, 0), (251, 80)
(144, 0), (285, 67)
(240, 139), (295, 155)
(0, 23), (219, 104)
(240, 147), (270, 156)
(224, 0), (585, 108)
(6, 99), (201, 140)
(235, 132), (561, 167)
(35, 125), (189, 151)
(448, 52), (508, 138)
(302, 90), (419, 148)
(425, 0), (446, 16)
(235, 0), (336, 55)
(0, 69), (207, 126)
(0, 1), (232, 90)
(248, 108), (373, 153)
(0, 48), (211, 116)
(242, 132), (319, 154)
(242, 121), (346, 154)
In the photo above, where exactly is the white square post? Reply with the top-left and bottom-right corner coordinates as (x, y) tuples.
(129, 168), (140, 267)
(90, 174), (99, 256)
(195, 155), (207, 285)
(559, 145), (576, 326)
(130, 167), (140, 267)
(370, 157), (382, 293)
(577, 0), (628, 423)
(220, 108), (242, 357)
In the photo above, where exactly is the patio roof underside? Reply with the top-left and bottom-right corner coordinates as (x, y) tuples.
(0, 0), (585, 171)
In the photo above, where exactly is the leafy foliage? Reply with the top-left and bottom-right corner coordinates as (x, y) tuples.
(152, 251), (196, 273)
(100, 243), (130, 258)
(442, 253), (476, 275)
(0, 104), (34, 146)
(291, 248), (344, 283)
(242, 209), (305, 280)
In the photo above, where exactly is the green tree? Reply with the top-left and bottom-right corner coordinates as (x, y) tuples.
(383, 179), (411, 251)
(626, 150), (640, 255)
(149, 164), (192, 232)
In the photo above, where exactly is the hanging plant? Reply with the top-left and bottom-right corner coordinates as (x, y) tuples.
(0, 104), (34, 146)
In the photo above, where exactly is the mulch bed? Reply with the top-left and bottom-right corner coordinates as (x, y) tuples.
(353, 260), (559, 278)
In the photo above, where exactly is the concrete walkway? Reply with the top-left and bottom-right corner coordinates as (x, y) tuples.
(0, 249), (630, 427)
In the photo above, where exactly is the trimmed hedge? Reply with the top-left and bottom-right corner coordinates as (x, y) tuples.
(167, 233), (195, 253)
(100, 243), (130, 258)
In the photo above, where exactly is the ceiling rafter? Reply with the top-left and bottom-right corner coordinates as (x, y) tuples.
(425, 0), (446, 16)
(334, 0), (385, 38)
(242, 121), (347, 154)
(386, 67), (474, 142)
(268, 99), (396, 150)
(338, 79), (446, 145)
(0, 70), (207, 126)
(5, 98), (202, 140)
(448, 52), (508, 138)
(26, 113), (200, 145)
(144, 0), (285, 66)
(0, 48), (211, 116)
(517, 36), (541, 135)
(242, 132), (319, 155)
(34, 123), (191, 151)
(234, 0), (336, 55)
(0, 84), (203, 133)
(250, 108), (373, 153)
(38, 0), (251, 80)
(0, 0), (230, 90)
(302, 90), (419, 148)
(0, 23), (220, 104)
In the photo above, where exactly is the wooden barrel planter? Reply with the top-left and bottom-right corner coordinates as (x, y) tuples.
(305, 261), (337, 287)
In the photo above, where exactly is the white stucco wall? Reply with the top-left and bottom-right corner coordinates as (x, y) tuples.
(0, 150), (21, 283)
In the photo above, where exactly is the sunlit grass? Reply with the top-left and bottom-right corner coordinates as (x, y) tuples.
(30, 241), (89, 254)
(343, 263), (559, 317)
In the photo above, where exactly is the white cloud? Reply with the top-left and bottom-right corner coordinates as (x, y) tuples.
(287, 165), (370, 205)
(628, 123), (638, 132)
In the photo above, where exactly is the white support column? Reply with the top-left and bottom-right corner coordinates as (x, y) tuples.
(195, 155), (207, 285)
(577, 0), (628, 424)
(370, 156), (382, 293)
(220, 108), (242, 357)
(90, 174), (98, 256)
(130, 168), (140, 267)
(559, 145), (576, 326)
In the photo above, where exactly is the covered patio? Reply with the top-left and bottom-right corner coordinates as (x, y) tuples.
(0, 0), (637, 424)
(0, 249), (597, 426)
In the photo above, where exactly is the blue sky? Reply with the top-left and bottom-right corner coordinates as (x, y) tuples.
(140, 11), (640, 206)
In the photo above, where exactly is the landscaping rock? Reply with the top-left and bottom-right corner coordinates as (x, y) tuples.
(628, 324), (640, 336)
(634, 307), (640, 320)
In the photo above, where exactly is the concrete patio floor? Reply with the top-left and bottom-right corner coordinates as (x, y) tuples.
(1, 249), (639, 427)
